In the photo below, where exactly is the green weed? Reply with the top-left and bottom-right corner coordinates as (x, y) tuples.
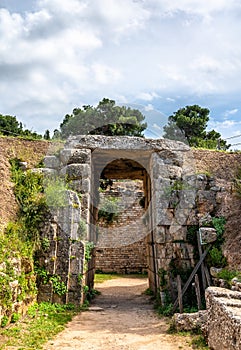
(0, 302), (77, 349)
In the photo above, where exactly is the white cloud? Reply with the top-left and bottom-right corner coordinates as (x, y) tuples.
(0, 0), (241, 134)
(224, 109), (238, 118)
(146, 0), (241, 21)
(209, 118), (241, 148)
(166, 97), (175, 102)
(91, 63), (121, 84)
(144, 104), (154, 111)
(137, 92), (158, 101)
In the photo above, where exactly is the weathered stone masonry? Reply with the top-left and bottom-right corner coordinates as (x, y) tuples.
(38, 135), (224, 305)
(95, 180), (148, 274)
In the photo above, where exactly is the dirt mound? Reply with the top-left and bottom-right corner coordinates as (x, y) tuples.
(193, 149), (241, 181)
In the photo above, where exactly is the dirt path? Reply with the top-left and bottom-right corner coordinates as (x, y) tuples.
(44, 277), (193, 350)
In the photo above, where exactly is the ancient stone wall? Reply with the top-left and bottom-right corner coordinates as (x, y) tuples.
(38, 135), (232, 305)
(37, 147), (93, 306)
(95, 180), (148, 274)
(206, 287), (241, 350)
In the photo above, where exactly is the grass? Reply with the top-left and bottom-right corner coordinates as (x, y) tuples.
(94, 272), (147, 284)
(0, 302), (79, 350)
(94, 273), (120, 284)
(168, 329), (209, 350)
(191, 335), (209, 349)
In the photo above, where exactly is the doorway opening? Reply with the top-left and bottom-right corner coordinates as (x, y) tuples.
(95, 178), (148, 274)
(89, 153), (155, 293)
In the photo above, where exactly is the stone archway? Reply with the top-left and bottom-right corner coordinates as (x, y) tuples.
(92, 158), (153, 288)
(39, 135), (197, 305)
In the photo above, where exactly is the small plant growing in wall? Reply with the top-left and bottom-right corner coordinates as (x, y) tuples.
(41, 237), (50, 252)
(49, 275), (67, 296)
(85, 242), (95, 264)
(35, 266), (67, 296)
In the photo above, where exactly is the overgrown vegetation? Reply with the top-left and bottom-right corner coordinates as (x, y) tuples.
(9, 158), (46, 244)
(0, 158), (75, 322)
(0, 302), (77, 349)
(0, 159), (47, 316)
(190, 334), (209, 349)
(186, 217), (227, 268)
(34, 266), (67, 297)
(206, 217), (227, 268)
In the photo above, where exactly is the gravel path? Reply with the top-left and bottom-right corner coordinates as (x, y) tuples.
(44, 277), (193, 350)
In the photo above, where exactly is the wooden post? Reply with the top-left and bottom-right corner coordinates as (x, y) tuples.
(197, 231), (207, 290)
(172, 246), (210, 313)
(195, 274), (202, 310)
(204, 265), (212, 287)
(177, 275), (183, 313)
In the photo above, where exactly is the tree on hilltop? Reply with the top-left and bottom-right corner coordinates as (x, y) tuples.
(163, 105), (230, 150)
(59, 98), (147, 138)
(0, 114), (42, 139)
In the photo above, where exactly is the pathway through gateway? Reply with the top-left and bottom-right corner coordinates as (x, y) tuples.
(44, 276), (193, 350)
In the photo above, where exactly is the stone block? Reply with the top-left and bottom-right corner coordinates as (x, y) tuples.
(44, 155), (60, 169)
(68, 180), (82, 192)
(60, 164), (90, 180)
(81, 179), (90, 193)
(173, 209), (190, 225)
(195, 174), (208, 190)
(178, 190), (196, 209)
(155, 208), (174, 226)
(69, 258), (83, 275)
(210, 267), (223, 277)
(60, 148), (91, 165)
(32, 168), (57, 176)
(169, 225), (187, 241)
(199, 227), (217, 244)
(155, 149), (186, 167)
(172, 311), (207, 332)
(152, 162), (183, 180)
(197, 190), (216, 214)
(206, 287), (241, 350)
(155, 226), (166, 243)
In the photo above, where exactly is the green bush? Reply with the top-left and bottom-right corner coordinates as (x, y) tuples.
(217, 269), (239, 286)
(1, 315), (9, 328)
(208, 247), (227, 268)
(11, 313), (20, 323)
(206, 216), (227, 268)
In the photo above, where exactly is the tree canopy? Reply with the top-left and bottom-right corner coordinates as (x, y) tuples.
(0, 114), (42, 139)
(163, 105), (230, 150)
(59, 98), (147, 139)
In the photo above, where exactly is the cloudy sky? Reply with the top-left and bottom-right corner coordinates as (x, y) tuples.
(1, 0), (241, 146)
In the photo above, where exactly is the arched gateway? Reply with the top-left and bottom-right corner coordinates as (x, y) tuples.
(38, 135), (197, 305)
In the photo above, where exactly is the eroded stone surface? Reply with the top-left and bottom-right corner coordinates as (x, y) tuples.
(206, 287), (241, 350)
(38, 135), (225, 305)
